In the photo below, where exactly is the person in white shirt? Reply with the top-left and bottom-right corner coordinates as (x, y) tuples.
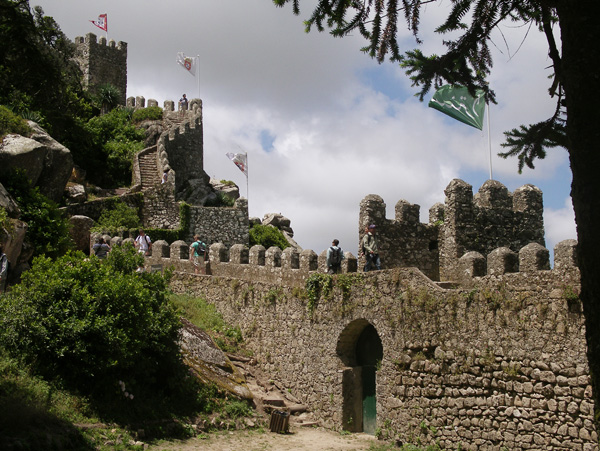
(135, 229), (152, 256)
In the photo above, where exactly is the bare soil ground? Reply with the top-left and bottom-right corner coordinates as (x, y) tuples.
(147, 427), (380, 451)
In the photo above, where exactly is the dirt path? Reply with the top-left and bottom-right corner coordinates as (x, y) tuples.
(147, 427), (381, 451)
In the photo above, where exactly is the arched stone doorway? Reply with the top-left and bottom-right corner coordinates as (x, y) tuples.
(336, 319), (383, 434)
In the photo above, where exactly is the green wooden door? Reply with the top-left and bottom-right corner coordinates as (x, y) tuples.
(362, 365), (377, 434)
(355, 325), (382, 435)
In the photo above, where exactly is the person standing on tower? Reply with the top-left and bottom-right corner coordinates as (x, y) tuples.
(178, 93), (188, 116)
(361, 224), (381, 272)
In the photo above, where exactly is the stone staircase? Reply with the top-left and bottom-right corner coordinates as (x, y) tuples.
(138, 149), (159, 190)
(228, 353), (319, 429)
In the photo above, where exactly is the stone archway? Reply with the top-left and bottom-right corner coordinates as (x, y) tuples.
(336, 319), (383, 434)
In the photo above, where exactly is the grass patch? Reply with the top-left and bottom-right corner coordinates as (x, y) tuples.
(170, 293), (245, 354)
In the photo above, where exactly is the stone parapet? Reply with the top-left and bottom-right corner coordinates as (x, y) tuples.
(168, 261), (593, 450)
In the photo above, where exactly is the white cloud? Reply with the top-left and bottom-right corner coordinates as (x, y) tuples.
(34, 0), (575, 256)
(545, 197), (577, 254)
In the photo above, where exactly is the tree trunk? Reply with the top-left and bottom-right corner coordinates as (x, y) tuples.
(557, 1), (600, 425)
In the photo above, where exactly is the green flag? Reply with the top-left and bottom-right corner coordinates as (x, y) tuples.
(428, 85), (486, 130)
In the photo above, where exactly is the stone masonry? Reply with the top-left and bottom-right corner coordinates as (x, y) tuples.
(73, 33), (127, 105)
(359, 179), (546, 282)
(159, 238), (595, 450)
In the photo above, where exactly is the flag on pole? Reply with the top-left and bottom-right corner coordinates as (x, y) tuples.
(428, 85), (485, 130)
(177, 52), (196, 76)
(226, 152), (248, 178)
(90, 14), (107, 32)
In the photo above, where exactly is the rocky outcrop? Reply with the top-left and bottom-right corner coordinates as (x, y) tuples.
(64, 183), (87, 205)
(69, 215), (95, 253)
(0, 183), (20, 217)
(257, 213), (301, 250)
(180, 318), (252, 400)
(210, 178), (240, 202)
(0, 122), (74, 203)
(262, 213), (294, 237)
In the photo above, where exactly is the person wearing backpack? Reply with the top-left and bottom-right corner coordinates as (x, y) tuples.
(135, 229), (152, 256)
(92, 237), (111, 259)
(326, 239), (344, 274)
(189, 235), (207, 274)
(0, 244), (9, 293)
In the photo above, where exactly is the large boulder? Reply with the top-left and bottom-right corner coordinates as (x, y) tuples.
(69, 215), (95, 253)
(180, 318), (252, 400)
(64, 183), (87, 205)
(262, 213), (294, 237)
(0, 122), (74, 203)
(0, 134), (46, 186)
(27, 121), (74, 203)
(0, 183), (20, 218)
(210, 178), (240, 202)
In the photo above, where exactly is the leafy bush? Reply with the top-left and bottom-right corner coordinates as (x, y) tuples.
(94, 200), (141, 231)
(0, 246), (183, 402)
(84, 107), (146, 187)
(249, 224), (290, 250)
(0, 105), (32, 138)
(132, 106), (163, 122)
(1, 169), (72, 259)
(205, 191), (236, 207)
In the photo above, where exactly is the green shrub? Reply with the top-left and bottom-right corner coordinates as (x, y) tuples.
(205, 191), (236, 207)
(170, 293), (244, 354)
(0, 105), (32, 138)
(249, 224), (290, 250)
(1, 169), (72, 259)
(94, 200), (141, 231)
(0, 246), (182, 402)
(132, 106), (163, 122)
(84, 107), (146, 187)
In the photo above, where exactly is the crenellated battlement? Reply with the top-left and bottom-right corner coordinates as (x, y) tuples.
(73, 33), (127, 105)
(90, 234), (578, 287)
(129, 98), (206, 204)
(360, 178), (547, 282)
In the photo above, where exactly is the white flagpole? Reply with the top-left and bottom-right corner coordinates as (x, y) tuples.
(196, 55), (200, 99)
(246, 152), (249, 205)
(487, 102), (493, 180)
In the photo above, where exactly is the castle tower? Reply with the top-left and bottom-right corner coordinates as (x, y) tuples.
(73, 33), (128, 105)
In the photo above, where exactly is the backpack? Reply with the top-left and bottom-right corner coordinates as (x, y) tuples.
(193, 240), (206, 254)
(329, 247), (342, 265)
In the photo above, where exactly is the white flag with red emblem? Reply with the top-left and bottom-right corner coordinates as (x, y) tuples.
(90, 14), (107, 32)
(176, 52), (196, 76)
(226, 152), (248, 178)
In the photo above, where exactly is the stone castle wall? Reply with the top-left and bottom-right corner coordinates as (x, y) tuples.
(187, 199), (249, 247)
(164, 239), (595, 450)
(74, 33), (127, 105)
(359, 179), (546, 282)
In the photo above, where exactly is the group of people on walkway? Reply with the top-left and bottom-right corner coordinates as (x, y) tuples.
(94, 225), (380, 275)
(326, 223), (381, 274)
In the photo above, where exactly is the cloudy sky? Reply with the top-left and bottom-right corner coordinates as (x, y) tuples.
(33, 0), (576, 259)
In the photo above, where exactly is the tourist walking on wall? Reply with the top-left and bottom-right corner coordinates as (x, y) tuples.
(0, 244), (9, 293)
(179, 93), (188, 116)
(135, 229), (152, 256)
(326, 239), (345, 274)
(161, 168), (169, 184)
(361, 224), (381, 271)
(190, 235), (207, 274)
(92, 237), (111, 259)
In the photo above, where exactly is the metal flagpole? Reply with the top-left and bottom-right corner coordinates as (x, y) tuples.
(196, 55), (200, 99)
(246, 152), (249, 207)
(487, 101), (493, 180)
